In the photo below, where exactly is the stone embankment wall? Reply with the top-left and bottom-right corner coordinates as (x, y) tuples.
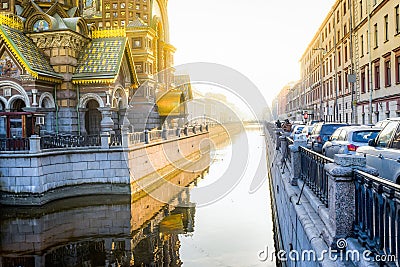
(265, 127), (380, 267)
(0, 132), (210, 205)
(0, 123), (234, 205)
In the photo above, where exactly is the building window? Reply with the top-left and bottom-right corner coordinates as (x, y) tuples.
(338, 50), (341, 66)
(105, 12), (110, 18)
(0, 0), (9, 10)
(344, 24), (347, 35)
(338, 73), (342, 93)
(361, 70), (366, 93)
(360, 1), (363, 20)
(384, 15), (389, 42)
(120, 2), (125, 8)
(344, 2), (347, 15)
(337, 10), (340, 23)
(112, 3), (117, 9)
(395, 5), (399, 34)
(344, 45), (348, 62)
(385, 59), (391, 87)
(396, 55), (400, 83)
(133, 38), (142, 48)
(345, 70), (348, 89)
(361, 35), (364, 56)
(135, 63), (143, 73)
(374, 23), (378, 48)
(374, 63), (380, 89)
(338, 30), (341, 40)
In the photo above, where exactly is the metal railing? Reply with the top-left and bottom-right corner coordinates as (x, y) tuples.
(354, 170), (400, 265)
(0, 138), (30, 151)
(109, 134), (122, 147)
(299, 146), (333, 207)
(129, 132), (145, 145)
(40, 135), (101, 149)
(148, 130), (162, 142)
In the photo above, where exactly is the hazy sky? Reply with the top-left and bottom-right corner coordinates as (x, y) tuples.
(168, 0), (336, 104)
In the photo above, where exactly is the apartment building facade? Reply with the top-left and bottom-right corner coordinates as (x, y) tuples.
(274, 0), (400, 124)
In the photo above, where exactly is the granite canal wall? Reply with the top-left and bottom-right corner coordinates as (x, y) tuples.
(265, 124), (383, 267)
(0, 129), (215, 205)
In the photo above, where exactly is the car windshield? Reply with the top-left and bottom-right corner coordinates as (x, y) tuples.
(321, 124), (346, 135)
(352, 130), (380, 143)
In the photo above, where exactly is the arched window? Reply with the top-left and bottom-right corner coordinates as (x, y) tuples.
(85, 100), (101, 135)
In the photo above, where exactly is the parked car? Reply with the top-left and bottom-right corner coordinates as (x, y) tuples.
(357, 118), (400, 183)
(322, 126), (381, 158)
(375, 119), (390, 129)
(296, 125), (314, 141)
(308, 122), (348, 153)
(289, 125), (305, 140)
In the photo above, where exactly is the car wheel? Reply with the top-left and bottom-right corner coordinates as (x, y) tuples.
(396, 176), (400, 185)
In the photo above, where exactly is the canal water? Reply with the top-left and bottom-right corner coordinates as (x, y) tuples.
(0, 126), (276, 267)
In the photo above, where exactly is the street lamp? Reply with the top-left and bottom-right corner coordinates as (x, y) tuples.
(313, 47), (327, 121)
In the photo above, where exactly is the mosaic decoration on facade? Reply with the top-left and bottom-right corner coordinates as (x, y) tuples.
(33, 20), (49, 32)
(83, 0), (102, 18)
(0, 50), (20, 79)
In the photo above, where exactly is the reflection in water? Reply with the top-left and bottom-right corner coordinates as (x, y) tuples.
(0, 126), (275, 267)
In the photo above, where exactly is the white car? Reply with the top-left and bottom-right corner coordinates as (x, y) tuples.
(322, 126), (381, 159)
(357, 118), (400, 183)
(289, 125), (305, 140)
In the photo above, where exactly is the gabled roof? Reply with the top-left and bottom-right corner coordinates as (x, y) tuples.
(0, 25), (62, 82)
(127, 18), (148, 28)
(73, 37), (138, 86)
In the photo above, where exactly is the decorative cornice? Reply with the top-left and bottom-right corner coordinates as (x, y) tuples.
(28, 30), (90, 50)
(91, 28), (126, 39)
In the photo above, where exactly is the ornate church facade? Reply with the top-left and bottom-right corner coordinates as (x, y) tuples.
(0, 0), (189, 139)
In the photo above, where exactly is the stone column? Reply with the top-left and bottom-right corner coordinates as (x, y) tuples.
(78, 108), (87, 135)
(29, 135), (41, 153)
(324, 154), (378, 248)
(98, 107), (114, 148)
(289, 140), (307, 185)
(121, 115), (130, 148)
(32, 89), (38, 107)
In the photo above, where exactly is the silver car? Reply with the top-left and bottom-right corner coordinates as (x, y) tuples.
(322, 126), (381, 159)
(357, 118), (400, 183)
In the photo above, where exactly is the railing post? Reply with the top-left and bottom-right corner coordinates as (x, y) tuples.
(323, 154), (378, 248)
(176, 127), (181, 137)
(121, 115), (130, 148)
(144, 129), (149, 144)
(29, 135), (41, 153)
(184, 126), (188, 136)
(193, 126), (197, 134)
(279, 136), (287, 156)
(205, 124), (209, 132)
(100, 132), (110, 149)
(289, 140), (307, 185)
(275, 130), (282, 150)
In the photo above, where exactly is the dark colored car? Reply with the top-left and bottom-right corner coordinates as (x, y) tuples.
(308, 122), (348, 153)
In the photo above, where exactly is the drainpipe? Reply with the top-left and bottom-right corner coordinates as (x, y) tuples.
(54, 84), (59, 134)
(367, 0), (373, 124)
(76, 84), (80, 135)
